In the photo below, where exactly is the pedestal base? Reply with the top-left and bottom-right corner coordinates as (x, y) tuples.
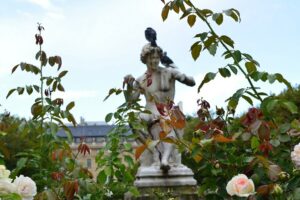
(126, 165), (198, 200)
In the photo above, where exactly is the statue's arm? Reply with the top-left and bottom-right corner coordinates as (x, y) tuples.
(171, 69), (196, 87)
(123, 74), (141, 102)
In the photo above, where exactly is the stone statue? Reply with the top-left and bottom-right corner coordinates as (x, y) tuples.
(124, 28), (195, 172)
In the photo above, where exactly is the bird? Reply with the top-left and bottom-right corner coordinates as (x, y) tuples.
(145, 27), (157, 47)
(161, 52), (177, 68)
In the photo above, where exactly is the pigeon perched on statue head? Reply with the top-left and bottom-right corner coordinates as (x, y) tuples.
(161, 52), (176, 68)
(145, 27), (157, 47)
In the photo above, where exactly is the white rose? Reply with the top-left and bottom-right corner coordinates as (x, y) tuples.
(13, 175), (37, 200)
(291, 143), (300, 169)
(226, 174), (255, 197)
(0, 178), (16, 194)
(0, 165), (10, 179)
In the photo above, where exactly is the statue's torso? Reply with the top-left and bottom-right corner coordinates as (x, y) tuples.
(137, 67), (175, 115)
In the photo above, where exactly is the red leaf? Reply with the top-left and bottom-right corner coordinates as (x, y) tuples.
(78, 143), (91, 156)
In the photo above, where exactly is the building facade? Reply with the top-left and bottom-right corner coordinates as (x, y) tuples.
(57, 122), (113, 178)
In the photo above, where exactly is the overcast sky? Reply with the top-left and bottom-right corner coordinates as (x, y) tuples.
(0, 0), (299, 122)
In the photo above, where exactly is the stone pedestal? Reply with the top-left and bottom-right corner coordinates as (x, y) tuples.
(126, 165), (198, 200)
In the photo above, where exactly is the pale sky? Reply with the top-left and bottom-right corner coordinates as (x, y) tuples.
(0, 0), (299, 122)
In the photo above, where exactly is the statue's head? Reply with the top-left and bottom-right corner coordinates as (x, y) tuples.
(140, 43), (163, 68)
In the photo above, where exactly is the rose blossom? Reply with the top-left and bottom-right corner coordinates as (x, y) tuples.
(226, 174), (255, 197)
(13, 175), (37, 200)
(0, 165), (10, 179)
(0, 179), (16, 194)
(291, 143), (300, 169)
(0, 165), (16, 194)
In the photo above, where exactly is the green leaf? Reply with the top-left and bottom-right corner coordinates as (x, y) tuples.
(278, 134), (291, 142)
(33, 85), (40, 93)
(251, 136), (260, 151)
(105, 113), (113, 123)
(266, 99), (279, 113)
(208, 43), (217, 56)
(0, 193), (22, 200)
(279, 123), (291, 133)
(293, 188), (300, 199)
(198, 72), (216, 92)
(233, 50), (242, 63)
(228, 64), (238, 74)
(180, 8), (192, 19)
(218, 67), (231, 78)
(66, 101), (75, 111)
(204, 35), (216, 49)
(26, 86), (33, 95)
(212, 13), (223, 25)
(199, 9), (213, 17)
(6, 89), (16, 99)
(281, 101), (298, 114)
(224, 8), (241, 22)
(220, 35), (234, 48)
(195, 32), (208, 41)
(242, 95), (253, 105)
(191, 43), (202, 60)
(97, 170), (107, 184)
(46, 78), (54, 86)
(17, 87), (24, 95)
(58, 70), (68, 78)
(104, 166), (112, 176)
(162, 4), (170, 21)
(245, 62), (257, 74)
(11, 64), (19, 74)
(40, 51), (47, 66)
(275, 73), (292, 90)
(48, 57), (55, 66)
(187, 14), (196, 27)
(267, 74), (276, 84)
(228, 98), (238, 109)
(57, 83), (65, 92)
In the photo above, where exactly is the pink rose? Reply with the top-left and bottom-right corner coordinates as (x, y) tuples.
(226, 174), (255, 197)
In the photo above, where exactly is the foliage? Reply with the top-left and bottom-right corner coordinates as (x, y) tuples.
(2, 23), (96, 199)
(159, 0), (300, 199)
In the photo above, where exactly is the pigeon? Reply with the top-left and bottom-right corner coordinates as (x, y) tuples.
(145, 27), (157, 47)
(161, 52), (176, 68)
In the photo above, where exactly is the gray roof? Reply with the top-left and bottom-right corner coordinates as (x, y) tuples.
(57, 124), (114, 138)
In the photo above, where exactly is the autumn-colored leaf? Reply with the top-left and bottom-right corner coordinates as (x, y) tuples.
(170, 107), (186, 129)
(160, 119), (172, 134)
(159, 131), (167, 139)
(64, 180), (79, 200)
(213, 134), (233, 143)
(193, 154), (202, 163)
(51, 172), (64, 181)
(78, 143), (91, 156)
(135, 144), (147, 160)
(161, 137), (177, 144)
(257, 184), (274, 196)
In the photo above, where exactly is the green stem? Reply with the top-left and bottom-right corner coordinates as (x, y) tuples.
(188, 0), (263, 102)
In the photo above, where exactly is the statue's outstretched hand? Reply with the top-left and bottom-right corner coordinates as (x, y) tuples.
(123, 74), (135, 88)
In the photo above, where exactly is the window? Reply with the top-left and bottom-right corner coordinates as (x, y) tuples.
(86, 137), (93, 143)
(87, 159), (92, 169)
(75, 138), (81, 143)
